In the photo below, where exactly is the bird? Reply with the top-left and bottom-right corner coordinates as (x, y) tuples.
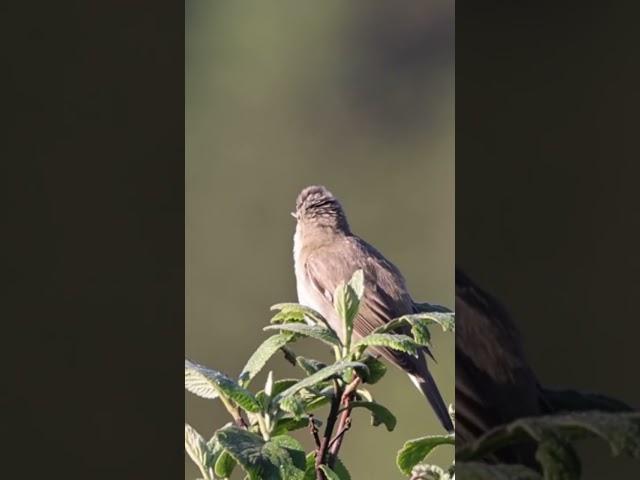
(291, 185), (453, 432)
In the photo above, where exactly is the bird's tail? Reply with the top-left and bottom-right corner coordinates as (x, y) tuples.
(409, 369), (454, 432)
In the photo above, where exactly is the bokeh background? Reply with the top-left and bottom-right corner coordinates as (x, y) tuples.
(186, 1), (454, 478)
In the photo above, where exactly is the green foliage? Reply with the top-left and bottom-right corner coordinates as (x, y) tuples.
(185, 360), (262, 413)
(264, 323), (341, 348)
(353, 333), (419, 357)
(239, 333), (297, 387)
(359, 354), (387, 384)
(186, 270), (640, 480)
(396, 433), (455, 475)
(216, 426), (306, 480)
(273, 360), (368, 404)
(185, 269), (458, 479)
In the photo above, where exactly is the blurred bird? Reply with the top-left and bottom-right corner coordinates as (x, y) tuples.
(455, 268), (633, 465)
(291, 185), (453, 431)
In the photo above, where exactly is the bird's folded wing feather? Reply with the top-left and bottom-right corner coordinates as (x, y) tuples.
(303, 237), (428, 372)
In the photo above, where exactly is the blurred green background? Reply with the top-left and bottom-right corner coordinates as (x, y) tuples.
(186, 1), (454, 478)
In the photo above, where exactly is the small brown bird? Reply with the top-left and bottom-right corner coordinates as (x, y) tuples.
(292, 185), (453, 431)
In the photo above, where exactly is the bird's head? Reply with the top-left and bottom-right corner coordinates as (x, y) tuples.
(292, 185), (351, 233)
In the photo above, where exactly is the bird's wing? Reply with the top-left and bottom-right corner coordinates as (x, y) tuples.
(303, 236), (424, 372)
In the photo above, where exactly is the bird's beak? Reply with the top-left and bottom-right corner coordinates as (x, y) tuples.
(290, 211), (297, 219)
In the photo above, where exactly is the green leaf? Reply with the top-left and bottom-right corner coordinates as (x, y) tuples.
(333, 270), (364, 346)
(319, 465), (341, 480)
(264, 323), (341, 348)
(270, 435), (307, 472)
(402, 312), (455, 333)
(239, 334), (297, 386)
(409, 463), (447, 480)
(332, 457), (351, 480)
(348, 269), (365, 300)
(360, 354), (387, 384)
(296, 356), (327, 375)
(185, 359), (262, 413)
(271, 416), (315, 436)
(455, 462), (542, 480)
(348, 401), (397, 431)
(214, 450), (237, 478)
(274, 361), (368, 404)
(185, 423), (213, 479)
(270, 303), (330, 327)
(411, 321), (431, 347)
(302, 453), (351, 480)
(256, 379), (299, 408)
(215, 426), (305, 480)
(396, 434), (455, 475)
(280, 395), (305, 419)
(353, 333), (419, 357)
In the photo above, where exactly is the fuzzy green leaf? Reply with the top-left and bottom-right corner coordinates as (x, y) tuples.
(271, 416), (317, 436)
(214, 450), (237, 478)
(319, 465), (341, 480)
(402, 312), (455, 333)
(396, 434), (455, 475)
(280, 395), (305, 419)
(360, 354), (387, 384)
(334, 270), (364, 344)
(239, 334), (297, 387)
(215, 426), (305, 480)
(270, 303), (329, 327)
(185, 359), (262, 413)
(185, 423), (214, 479)
(256, 379), (299, 408)
(264, 323), (341, 348)
(353, 333), (419, 357)
(274, 361), (368, 404)
(296, 356), (327, 375)
(303, 453), (351, 480)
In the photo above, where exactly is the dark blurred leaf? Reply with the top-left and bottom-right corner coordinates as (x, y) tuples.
(458, 411), (640, 461)
(535, 434), (581, 480)
(455, 462), (541, 480)
(541, 387), (634, 414)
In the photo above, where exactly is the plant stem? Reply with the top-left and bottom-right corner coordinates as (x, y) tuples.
(315, 379), (343, 480)
(328, 376), (361, 467)
(219, 395), (248, 428)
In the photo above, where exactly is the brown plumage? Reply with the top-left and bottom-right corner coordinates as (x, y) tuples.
(292, 185), (453, 431)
